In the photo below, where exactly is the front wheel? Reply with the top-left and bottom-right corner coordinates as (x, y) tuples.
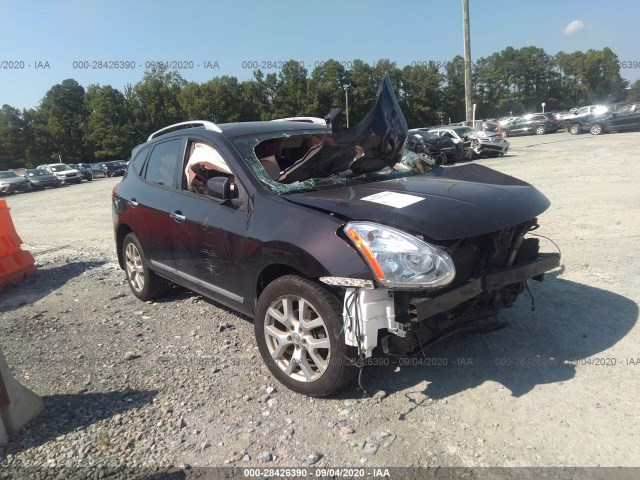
(535, 125), (546, 135)
(590, 123), (604, 135)
(255, 275), (358, 397)
(569, 124), (580, 135)
(122, 233), (169, 301)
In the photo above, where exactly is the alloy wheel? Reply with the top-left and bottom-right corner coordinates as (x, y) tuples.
(263, 295), (330, 382)
(125, 242), (145, 293)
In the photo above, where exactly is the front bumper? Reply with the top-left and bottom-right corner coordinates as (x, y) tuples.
(344, 252), (560, 357)
(409, 252), (560, 321)
(0, 182), (32, 193)
(479, 141), (509, 154)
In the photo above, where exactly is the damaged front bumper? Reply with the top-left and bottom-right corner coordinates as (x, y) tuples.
(335, 252), (560, 358)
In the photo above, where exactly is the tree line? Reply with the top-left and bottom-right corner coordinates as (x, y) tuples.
(1, 46), (638, 170)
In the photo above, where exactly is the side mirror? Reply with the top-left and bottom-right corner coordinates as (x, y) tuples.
(206, 176), (237, 202)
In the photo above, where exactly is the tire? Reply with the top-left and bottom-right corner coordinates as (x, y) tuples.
(534, 125), (546, 135)
(122, 232), (169, 301)
(462, 148), (475, 161)
(501, 130), (508, 138)
(569, 124), (580, 135)
(255, 275), (358, 397)
(590, 123), (603, 135)
(88, 173), (93, 181)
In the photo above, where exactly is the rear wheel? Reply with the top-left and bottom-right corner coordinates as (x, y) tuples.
(535, 125), (546, 135)
(255, 275), (358, 397)
(590, 123), (603, 135)
(122, 233), (169, 301)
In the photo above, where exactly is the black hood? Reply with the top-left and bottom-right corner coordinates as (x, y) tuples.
(277, 74), (408, 183)
(284, 163), (551, 241)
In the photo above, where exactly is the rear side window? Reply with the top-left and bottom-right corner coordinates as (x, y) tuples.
(144, 139), (183, 187)
(131, 146), (150, 176)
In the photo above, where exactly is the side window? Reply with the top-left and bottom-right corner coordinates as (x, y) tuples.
(144, 139), (183, 187)
(183, 140), (232, 194)
(131, 146), (150, 176)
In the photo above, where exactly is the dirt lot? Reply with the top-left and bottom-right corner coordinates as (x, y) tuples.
(1, 131), (639, 473)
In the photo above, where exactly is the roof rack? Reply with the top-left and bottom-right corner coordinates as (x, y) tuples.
(147, 121), (223, 141)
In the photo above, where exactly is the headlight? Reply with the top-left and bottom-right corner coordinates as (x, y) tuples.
(344, 221), (455, 288)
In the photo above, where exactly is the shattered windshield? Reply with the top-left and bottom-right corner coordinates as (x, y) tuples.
(228, 73), (428, 194)
(230, 131), (434, 194)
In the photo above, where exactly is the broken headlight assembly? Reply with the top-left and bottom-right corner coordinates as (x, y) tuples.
(344, 221), (455, 288)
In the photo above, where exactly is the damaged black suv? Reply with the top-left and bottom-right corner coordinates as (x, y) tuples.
(113, 75), (560, 396)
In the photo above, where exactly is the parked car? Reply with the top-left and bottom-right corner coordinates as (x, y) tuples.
(68, 163), (94, 181)
(24, 168), (62, 190)
(408, 129), (463, 164)
(427, 125), (509, 159)
(587, 103), (640, 135)
(0, 170), (33, 194)
(90, 163), (108, 178)
(100, 161), (127, 177)
(113, 74), (559, 397)
(41, 163), (82, 184)
(565, 105), (613, 134)
(501, 113), (561, 136)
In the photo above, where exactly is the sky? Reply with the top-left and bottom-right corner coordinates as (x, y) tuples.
(1, 0), (639, 110)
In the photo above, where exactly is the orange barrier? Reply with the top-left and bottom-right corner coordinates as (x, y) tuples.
(0, 199), (36, 290)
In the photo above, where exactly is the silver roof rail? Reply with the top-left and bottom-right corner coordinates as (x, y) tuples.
(147, 120), (223, 141)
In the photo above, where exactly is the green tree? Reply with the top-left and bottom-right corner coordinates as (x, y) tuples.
(272, 60), (310, 118)
(127, 66), (185, 142)
(345, 59), (379, 124)
(0, 105), (27, 169)
(307, 60), (347, 118)
(442, 55), (466, 123)
(179, 76), (243, 123)
(399, 63), (443, 127)
(84, 85), (132, 159)
(556, 48), (628, 105)
(37, 79), (86, 162)
(238, 70), (277, 121)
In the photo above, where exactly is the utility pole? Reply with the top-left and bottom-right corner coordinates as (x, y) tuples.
(463, 0), (473, 125)
(343, 84), (350, 128)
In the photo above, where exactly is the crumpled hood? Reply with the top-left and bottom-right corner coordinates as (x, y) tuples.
(278, 74), (408, 183)
(284, 163), (551, 241)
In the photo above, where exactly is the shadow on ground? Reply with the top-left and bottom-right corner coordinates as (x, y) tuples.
(0, 389), (157, 457)
(0, 261), (106, 312)
(338, 273), (638, 401)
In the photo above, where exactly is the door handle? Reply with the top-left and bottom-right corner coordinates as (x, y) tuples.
(129, 198), (139, 207)
(170, 211), (186, 222)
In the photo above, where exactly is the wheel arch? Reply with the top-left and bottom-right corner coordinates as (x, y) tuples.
(115, 224), (133, 269)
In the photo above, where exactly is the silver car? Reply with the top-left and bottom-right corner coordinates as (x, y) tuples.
(40, 163), (82, 184)
(0, 170), (33, 194)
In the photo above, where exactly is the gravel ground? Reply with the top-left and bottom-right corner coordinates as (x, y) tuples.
(1, 131), (639, 476)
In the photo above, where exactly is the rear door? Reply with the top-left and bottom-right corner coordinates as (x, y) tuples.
(617, 104), (640, 130)
(128, 138), (185, 280)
